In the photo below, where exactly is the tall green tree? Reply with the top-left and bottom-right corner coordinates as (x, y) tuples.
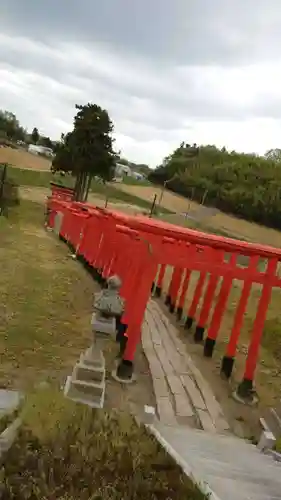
(31, 127), (39, 144)
(0, 110), (25, 141)
(52, 103), (117, 201)
(265, 148), (281, 163)
(149, 143), (281, 229)
(39, 136), (53, 149)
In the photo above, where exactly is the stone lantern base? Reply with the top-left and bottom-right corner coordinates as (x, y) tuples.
(64, 347), (106, 408)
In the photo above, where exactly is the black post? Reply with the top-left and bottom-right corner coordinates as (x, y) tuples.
(149, 193), (157, 218)
(0, 163), (7, 216)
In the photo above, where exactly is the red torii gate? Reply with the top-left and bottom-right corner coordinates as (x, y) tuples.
(46, 195), (281, 404)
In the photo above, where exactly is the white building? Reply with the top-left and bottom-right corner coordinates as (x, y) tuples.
(115, 163), (132, 177)
(131, 171), (144, 181)
(28, 144), (53, 157)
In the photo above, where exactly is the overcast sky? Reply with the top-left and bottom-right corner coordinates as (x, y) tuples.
(1, 0), (281, 166)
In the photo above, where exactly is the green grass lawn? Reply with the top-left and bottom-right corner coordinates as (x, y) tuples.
(120, 176), (152, 187)
(0, 199), (96, 389)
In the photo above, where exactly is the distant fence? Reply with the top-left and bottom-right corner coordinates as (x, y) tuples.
(0, 163), (7, 215)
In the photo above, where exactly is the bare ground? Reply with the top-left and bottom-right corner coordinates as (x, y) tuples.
(0, 147), (51, 171)
(19, 185), (146, 215)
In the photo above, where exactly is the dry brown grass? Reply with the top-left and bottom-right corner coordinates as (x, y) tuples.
(1, 389), (205, 500)
(118, 184), (281, 247)
(0, 200), (96, 390)
(0, 147), (51, 171)
(0, 198), (155, 413)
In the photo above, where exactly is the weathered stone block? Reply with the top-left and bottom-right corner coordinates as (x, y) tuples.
(180, 374), (206, 410)
(73, 361), (105, 384)
(81, 348), (105, 370)
(157, 396), (177, 425)
(174, 393), (194, 418)
(64, 376), (105, 409)
(166, 374), (185, 395)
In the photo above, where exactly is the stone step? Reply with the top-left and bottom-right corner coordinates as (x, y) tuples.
(275, 401), (281, 419)
(262, 407), (281, 439)
(71, 378), (104, 398)
(150, 422), (281, 500)
(0, 390), (21, 414)
(73, 361), (105, 384)
(64, 376), (105, 409)
(80, 348), (105, 370)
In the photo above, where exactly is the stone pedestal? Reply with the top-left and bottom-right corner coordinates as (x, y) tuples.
(64, 346), (106, 409)
(64, 376), (105, 409)
(74, 361), (105, 384)
(257, 430), (276, 452)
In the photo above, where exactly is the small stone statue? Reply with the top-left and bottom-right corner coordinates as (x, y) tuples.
(91, 275), (125, 346)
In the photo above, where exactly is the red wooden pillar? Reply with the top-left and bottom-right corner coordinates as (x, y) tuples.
(169, 267), (184, 313)
(176, 269), (191, 320)
(235, 257), (278, 403)
(221, 255), (259, 379)
(185, 271), (207, 330)
(115, 250), (157, 382)
(194, 250), (224, 343)
(165, 266), (176, 307)
(155, 264), (166, 297)
(204, 253), (236, 357)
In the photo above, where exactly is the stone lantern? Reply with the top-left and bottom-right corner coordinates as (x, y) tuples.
(64, 275), (125, 408)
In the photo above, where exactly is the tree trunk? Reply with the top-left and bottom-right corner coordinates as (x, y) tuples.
(74, 171), (82, 201)
(79, 172), (87, 201)
(74, 171), (87, 201)
(83, 174), (92, 202)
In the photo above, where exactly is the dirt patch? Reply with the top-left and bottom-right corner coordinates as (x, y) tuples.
(117, 184), (193, 214)
(19, 185), (145, 215)
(0, 147), (51, 171)
(19, 186), (49, 203)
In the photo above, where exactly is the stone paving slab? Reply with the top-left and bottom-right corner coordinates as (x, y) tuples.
(0, 390), (21, 416)
(174, 393), (194, 418)
(142, 300), (230, 433)
(157, 396), (177, 425)
(180, 374), (207, 410)
(151, 421), (281, 500)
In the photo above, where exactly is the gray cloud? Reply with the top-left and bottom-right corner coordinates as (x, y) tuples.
(2, 0), (281, 65)
(1, 0), (281, 165)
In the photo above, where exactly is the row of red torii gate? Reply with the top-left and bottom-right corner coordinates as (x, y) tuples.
(46, 184), (281, 405)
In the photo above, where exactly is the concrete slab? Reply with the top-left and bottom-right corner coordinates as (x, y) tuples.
(150, 422), (281, 500)
(0, 390), (21, 415)
(74, 362), (105, 384)
(64, 376), (105, 409)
